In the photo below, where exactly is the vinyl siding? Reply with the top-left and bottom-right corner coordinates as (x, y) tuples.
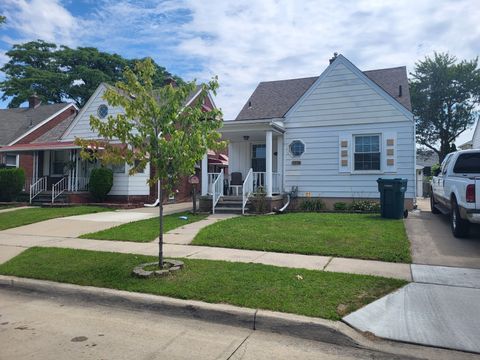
(282, 58), (415, 199)
(62, 85), (125, 141)
(62, 84), (149, 196)
(283, 121), (415, 199)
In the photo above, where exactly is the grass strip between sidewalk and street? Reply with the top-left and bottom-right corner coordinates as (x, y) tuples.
(193, 213), (411, 263)
(79, 212), (208, 242)
(0, 247), (407, 320)
(0, 206), (110, 231)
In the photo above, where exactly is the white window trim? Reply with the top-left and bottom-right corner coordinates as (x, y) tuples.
(351, 133), (383, 174)
(5, 154), (19, 168)
(288, 139), (306, 158)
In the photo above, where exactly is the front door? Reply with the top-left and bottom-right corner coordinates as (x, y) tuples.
(251, 144), (266, 172)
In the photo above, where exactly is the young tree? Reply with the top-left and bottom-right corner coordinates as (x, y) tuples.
(0, 40), (180, 108)
(410, 52), (480, 162)
(76, 58), (224, 267)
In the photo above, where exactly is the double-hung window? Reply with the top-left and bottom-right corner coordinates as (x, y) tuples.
(354, 135), (380, 171)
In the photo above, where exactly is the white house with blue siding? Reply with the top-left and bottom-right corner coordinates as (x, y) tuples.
(202, 54), (415, 213)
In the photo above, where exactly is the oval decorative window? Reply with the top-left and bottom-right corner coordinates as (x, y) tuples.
(289, 140), (305, 157)
(97, 104), (108, 119)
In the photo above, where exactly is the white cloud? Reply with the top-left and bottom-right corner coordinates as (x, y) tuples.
(1, 0), (79, 45)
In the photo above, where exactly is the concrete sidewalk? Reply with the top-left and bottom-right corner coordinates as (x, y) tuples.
(1, 202), (193, 238)
(0, 232), (412, 280)
(0, 206), (32, 214)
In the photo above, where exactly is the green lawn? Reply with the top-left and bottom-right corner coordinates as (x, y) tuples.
(0, 205), (18, 210)
(80, 212), (208, 242)
(193, 213), (411, 263)
(0, 206), (109, 231)
(0, 247), (406, 320)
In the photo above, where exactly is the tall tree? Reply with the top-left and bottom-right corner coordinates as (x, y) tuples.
(76, 58), (224, 267)
(410, 52), (480, 162)
(0, 40), (181, 108)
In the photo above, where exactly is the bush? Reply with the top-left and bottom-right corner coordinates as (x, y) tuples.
(348, 200), (380, 212)
(0, 168), (25, 201)
(300, 198), (325, 212)
(333, 202), (348, 211)
(251, 186), (268, 213)
(89, 168), (113, 202)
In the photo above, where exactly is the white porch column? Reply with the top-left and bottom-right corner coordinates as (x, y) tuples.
(32, 151), (38, 182)
(266, 130), (273, 197)
(276, 135), (283, 193)
(201, 153), (208, 196)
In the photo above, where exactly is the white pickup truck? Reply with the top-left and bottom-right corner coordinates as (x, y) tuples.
(430, 149), (480, 237)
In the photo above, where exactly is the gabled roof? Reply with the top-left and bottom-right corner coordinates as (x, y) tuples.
(32, 114), (77, 143)
(235, 58), (412, 121)
(0, 103), (73, 145)
(363, 66), (411, 111)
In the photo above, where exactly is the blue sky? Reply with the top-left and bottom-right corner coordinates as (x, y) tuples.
(1, 0), (480, 145)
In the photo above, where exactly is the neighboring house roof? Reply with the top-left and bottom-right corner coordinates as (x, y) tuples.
(235, 62), (411, 121)
(416, 152), (439, 167)
(458, 140), (473, 150)
(32, 114), (77, 143)
(0, 103), (71, 145)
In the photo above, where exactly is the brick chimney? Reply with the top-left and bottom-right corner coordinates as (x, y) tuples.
(28, 94), (41, 109)
(164, 77), (177, 87)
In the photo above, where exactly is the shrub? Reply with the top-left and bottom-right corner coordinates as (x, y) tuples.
(333, 202), (348, 211)
(251, 186), (268, 213)
(349, 200), (380, 212)
(300, 198), (325, 212)
(0, 168), (25, 201)
(89, 168), (113, 202)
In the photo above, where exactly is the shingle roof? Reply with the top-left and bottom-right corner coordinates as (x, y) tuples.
(235, 66), (411, 121)
(235, 77), (317, 121)
(0, 103), (71, 145)
(32, 114), (76, 143)
(363, 66), (411, 111)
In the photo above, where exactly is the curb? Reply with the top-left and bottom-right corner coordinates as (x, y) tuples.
(0, 275), (359, 348)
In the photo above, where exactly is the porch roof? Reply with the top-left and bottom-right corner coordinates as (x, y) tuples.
(0, 141), (79, 152)
(220, 119), (284, 142)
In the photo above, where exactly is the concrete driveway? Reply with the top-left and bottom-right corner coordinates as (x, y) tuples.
(405, 198), (480, 268)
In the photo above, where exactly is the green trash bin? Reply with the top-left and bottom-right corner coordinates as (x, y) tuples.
(377, 178), (408, 219)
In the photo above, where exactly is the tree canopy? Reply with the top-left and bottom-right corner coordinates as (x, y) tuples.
(0, 40), (181, 108)
(76, 58), (224, 266)
(410, 52), (480, 162)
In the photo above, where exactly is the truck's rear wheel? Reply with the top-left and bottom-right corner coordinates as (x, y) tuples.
(430, 193), (440, 214)
(451, 198), (470, 238)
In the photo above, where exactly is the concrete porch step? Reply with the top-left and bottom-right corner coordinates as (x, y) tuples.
(215, 206), (249, 213)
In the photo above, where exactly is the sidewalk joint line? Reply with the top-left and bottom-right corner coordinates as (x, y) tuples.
(226, 333), (253, 360)
(322, 257), (334, 270)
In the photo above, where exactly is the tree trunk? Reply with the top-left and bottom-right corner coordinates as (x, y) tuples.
(158, 180), (164, 268)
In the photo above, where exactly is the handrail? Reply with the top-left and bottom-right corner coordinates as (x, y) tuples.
(29, 176), (47, 204)
(207, 172), (220, 195)
(211, 169), (224, 214)
(242, 168), (253, 215)
(52, 176), (69, 203)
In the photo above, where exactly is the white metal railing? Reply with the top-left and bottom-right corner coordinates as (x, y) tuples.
(212, 169), (224, 214)
(242, 168), (254, 215)
(77, 177), (89, 191)
(207, 172), (220, 195)
(52, 176), (69, 203)
(252, 171), (281, 193)
(272, 172), (281, 193)
(253, 172), (265, 191)
(29, 176), (47, 203)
